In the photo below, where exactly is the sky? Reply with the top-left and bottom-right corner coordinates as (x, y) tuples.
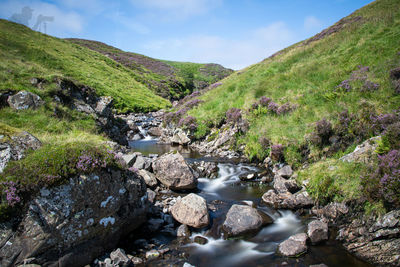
(0, 0), (375, 70)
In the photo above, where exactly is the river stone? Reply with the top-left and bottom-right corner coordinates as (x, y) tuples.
(278, 233), (308, 257)
(0, 169), (147, 267)
(177, 224), (191, 237)
(222, 204), (264, 237)
(153, 152), (197, 190)
(146, 250), (160, 260)
(307, 220), (328, 244)
(7, 91), (44, 110)
(277, 165), (293, 178)
(137, 169), (158, 187)
(121, 153), (137, 167)
(171, 128), (190, 145)
(148, 127), (162, 137)
(262, 189), (314, 210)
(171, 193), (209, 228)
(110, 248), (130, 266)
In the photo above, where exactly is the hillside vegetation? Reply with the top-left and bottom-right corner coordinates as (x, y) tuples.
(181, 0), (400, 213)
(0, 19), (170, 113)
(67, 38), (233, 100)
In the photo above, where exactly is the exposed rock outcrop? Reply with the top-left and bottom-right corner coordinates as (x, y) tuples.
(262, 189), (313, 210)
(7, 91), (44, 110)
(170, 194), (209, 228)
(0, 168), (147, 267)
(340, 136), (380, 164)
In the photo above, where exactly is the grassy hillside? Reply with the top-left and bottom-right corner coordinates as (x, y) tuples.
(189, 0), (400, 160)
(0, 19), (170, 113)
(67, 39), (233, 100)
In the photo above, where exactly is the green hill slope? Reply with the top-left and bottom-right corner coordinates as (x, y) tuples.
(66, 38), (233, 100)
(0, 19), (170, 113)
(189, 0), (400, 161)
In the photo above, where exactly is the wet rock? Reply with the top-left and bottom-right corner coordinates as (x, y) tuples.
(129, 256), (143, 265)
(239, 172), (257, 181)
(340, 136), (380, 164)
(278, 233), (308, 257)
(146, 249), (160, 260)
(153, 152), (197, 190)
(338, 209), (400, 266)
(0, 169), (147, 267)
(190, 161), (219, 179)
(307, 220), (328, 244)
(7, 91), (44, 110)
(309, 264), (328, 267)
(222, 204), (265, 237)
(138, 169), (158, 187)
(262, 189), (313, 210)
(183, 263), (195, 267)
(148, 218), (164, 232)
(171, 128), (190, 145)
(170, 193), (209, 228)
(194, 236), (208, 245)
(277, 165), (293, 178)
(110, 248), (130, 266)
(177, 224), (191, 237)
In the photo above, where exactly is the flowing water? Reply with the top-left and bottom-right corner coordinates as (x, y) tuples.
(129, 130), (372, 267)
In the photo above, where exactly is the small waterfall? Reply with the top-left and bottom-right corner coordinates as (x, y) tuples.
(137, 125), (153, 141)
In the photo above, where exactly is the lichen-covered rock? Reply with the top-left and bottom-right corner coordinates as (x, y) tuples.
(278, 233), (308, 257)
(7, 91), (44, 110)
(190, 160), (219, 179)
(340, 136), (380, 163)
(307, 220), (328, 244)
(277, 165), (293, 178)
(170, 193), (209, 228)
(222, 204), (267, 237)
(0, 131), (42, 173)
(171, 128), (190, 145)
(0, 168), (147, 267)
(153, 152), (197, 190)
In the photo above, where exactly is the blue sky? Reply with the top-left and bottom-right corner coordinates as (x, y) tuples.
(0, 0), (374, 69)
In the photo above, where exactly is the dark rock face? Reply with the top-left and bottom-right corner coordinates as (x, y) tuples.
(278, 233), (308, 257)
(0, 168), (147, 267)
(153, 152), (197, 190)
(337, 210), (400, 267)
(0, 131), (42, 173)
(170, 194), (209, 228)
(7, 91), (44, 110)
(222, 204), (267, 237)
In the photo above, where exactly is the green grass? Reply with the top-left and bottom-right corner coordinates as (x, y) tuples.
(189, 0), (400, 161)
(0, 19), (171, 113)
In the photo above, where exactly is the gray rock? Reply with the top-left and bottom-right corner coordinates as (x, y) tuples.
(153, 152), (197, 190)
(177, 224), (191, 237)
(95, 96), (113, 117)
(121, 153), (137, 167)
(278, 233), (308, 257)
(309, 264), (328, 267)
(0, 144), (11, 173)
(145, 249), (160, 260)
(110, 248), (130, 266)
(222, 204), (266, 237)
(307, 220), (328, 244)
(7, 91), (44, 110)
(138, 169), (158, 187)
(148, 127), (162, 137)
(0, 169), (147, 267)
(171, 128), (190, 145)
(146, 189), (156, 203)
(133, 155), (146, 169)
(312, 202), (349, 221)
(340, 136), (380, 164)
(273, 175), (301, 194)
(277, 165), (293, 178)
(262, 189), (313, 210)
(170, 193), (209, 228)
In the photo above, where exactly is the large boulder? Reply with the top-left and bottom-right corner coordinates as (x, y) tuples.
(0, 169), (147, 267)
(170, 194), (209, 228)
(137, 169), (158, 187)
(262, 189), (313, 210)
(222, 204), (267, 237)
(7, 91), (44, 110)
(277, 165), (293, 178)
(307, 220), (328, 244)
(278, 233), (308, 257)
(153, 152), (197, 190)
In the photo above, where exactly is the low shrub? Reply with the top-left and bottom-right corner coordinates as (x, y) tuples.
(178, 115), (198, 131)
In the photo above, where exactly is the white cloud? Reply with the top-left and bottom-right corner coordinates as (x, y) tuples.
(0, 0), (84, 36)
(141, 22), (296, 70)
(130, 0), (222, 20)
(304, 16), (323, 31)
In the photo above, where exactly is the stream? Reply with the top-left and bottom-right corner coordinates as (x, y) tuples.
(125, 123), (372, 267)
